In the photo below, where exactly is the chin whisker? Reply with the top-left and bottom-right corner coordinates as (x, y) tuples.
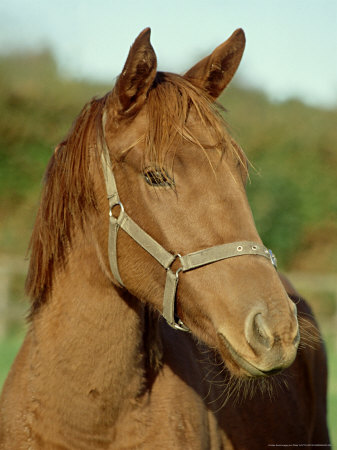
(298, 316), (321, 351)
(194, 318), (317, 413)
(198, 349), (291, 412)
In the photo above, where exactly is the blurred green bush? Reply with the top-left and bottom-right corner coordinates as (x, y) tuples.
(223, 86), (337, 270)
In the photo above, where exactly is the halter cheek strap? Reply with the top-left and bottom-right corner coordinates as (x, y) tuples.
(100, 134), (277, 332)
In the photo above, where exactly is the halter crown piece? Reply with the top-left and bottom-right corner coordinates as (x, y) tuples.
(100, 114), (277, 332)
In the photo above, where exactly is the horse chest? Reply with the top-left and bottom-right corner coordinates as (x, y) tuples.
(111, 396), (229, 450)
(107, 361), (231, 450)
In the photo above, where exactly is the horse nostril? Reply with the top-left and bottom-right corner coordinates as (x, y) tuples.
(252, 313), (273, 349)
(245, 312), (273, 352)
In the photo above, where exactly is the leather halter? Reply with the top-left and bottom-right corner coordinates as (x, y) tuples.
(100, 121), (277, 332)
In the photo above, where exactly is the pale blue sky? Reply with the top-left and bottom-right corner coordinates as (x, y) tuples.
(1, 0), (336, 107)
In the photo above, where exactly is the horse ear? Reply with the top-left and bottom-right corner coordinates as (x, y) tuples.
(111, 28), (157, 117)
(184, 29), (245, 100)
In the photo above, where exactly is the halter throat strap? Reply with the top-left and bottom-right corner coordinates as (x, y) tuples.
(100, 133), (277, 332)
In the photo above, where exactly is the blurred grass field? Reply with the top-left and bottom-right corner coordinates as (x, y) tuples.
(0, 332), (25, 387)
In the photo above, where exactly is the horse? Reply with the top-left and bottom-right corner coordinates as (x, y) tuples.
(0, 28), (329, 449)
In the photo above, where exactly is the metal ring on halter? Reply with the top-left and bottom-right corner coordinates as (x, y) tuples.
(268, 249), (278, 269)
(166, 254), (189, 332)
(174, 254), (184, 278)
(109, 201), (124, 218)
(174, 319), (189, 332)
(167, 253), (183, 275)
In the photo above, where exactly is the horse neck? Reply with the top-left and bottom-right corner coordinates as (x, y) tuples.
(29, 227), (147, 429)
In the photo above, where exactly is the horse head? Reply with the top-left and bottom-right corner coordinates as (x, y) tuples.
(93, 28), (299, 377)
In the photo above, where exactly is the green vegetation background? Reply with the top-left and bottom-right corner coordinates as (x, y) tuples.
(0, 51), (336, 444)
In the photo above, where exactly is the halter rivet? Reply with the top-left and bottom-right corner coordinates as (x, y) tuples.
(252, 245), (257, 250)
(237, 245), (243, 251)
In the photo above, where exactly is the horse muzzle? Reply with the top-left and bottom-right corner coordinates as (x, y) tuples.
(217, 304), (300, 377)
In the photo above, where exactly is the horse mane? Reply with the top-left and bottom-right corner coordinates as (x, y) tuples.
(26, 95), (107, 315)
(26, 72), (236, 316)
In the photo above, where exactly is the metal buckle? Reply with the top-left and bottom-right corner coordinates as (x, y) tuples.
(268, 249), (277, 269)
(168, 253), (184, 277)
(109, 201), (124, 219)
(174, 318), (190, 332)
(168, 254), (190, 332)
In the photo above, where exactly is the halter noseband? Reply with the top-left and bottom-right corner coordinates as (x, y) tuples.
(100, 123), (277, 332)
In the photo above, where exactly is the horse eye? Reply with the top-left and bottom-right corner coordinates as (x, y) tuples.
(143, 168), (174, 187)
